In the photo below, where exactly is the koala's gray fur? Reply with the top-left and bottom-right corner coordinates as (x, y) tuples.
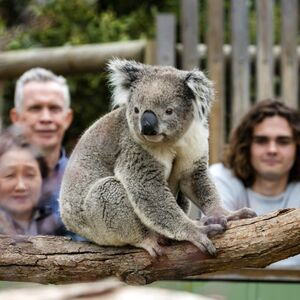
(59, 59), (256, 256)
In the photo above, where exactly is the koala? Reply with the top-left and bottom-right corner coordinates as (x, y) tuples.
(59, 59), (256, 257)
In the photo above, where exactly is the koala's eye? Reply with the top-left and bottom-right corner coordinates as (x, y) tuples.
(134, 107), (139, 114)
(165, 108), (173, 115)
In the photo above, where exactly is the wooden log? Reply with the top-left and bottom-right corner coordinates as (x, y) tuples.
(0, 209), (300, 285)
(0, 40), (146, 79)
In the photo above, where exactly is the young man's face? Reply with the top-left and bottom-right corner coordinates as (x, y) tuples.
(10, 81), (73, 153)
(250, 116), (296, 182)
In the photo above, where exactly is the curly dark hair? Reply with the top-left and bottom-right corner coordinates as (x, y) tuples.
(0, 125), (49, 178)
(223, 99), (300, 187)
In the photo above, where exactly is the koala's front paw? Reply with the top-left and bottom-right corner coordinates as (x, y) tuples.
(227, 207), (257, 221)
(190, 224), (225, 256)
(201, 216), (227, 229)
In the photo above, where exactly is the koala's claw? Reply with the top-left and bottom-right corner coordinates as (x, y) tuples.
(191, 236), (217, 257)
(203, 223), (226, 237)
(189, 224), (225, 256)
(202, 216), (228, 229)
(137, 236), (166, 257)
(227, 207), (257, 221)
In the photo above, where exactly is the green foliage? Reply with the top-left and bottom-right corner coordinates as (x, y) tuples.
(4, 0), (165, 50)
(2, 0), (173, 152)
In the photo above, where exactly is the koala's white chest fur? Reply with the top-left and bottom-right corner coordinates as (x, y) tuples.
(147, 146), (176, 180)
(147, 119), (208, 183)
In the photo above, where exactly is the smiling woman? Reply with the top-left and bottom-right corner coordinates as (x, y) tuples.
(0, 125), (60, 235)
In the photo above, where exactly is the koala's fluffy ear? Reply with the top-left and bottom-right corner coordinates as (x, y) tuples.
(107, 59), (144, 109)
(185, 70), (214, 116)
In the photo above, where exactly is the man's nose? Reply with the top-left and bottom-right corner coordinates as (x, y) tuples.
(40, 108), (52, 121)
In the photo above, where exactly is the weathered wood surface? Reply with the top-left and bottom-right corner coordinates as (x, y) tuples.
(0, 208), (300, 285)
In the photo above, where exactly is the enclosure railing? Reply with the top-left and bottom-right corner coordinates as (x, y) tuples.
(156, 0), (299, 163)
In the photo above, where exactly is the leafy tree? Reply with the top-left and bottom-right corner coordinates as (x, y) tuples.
(1, 0), (176, 152)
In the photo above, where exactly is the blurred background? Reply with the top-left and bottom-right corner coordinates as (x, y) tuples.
(1, 0), (298, 162)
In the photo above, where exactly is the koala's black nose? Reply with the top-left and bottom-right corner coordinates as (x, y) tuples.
(141, 111), (158, 135)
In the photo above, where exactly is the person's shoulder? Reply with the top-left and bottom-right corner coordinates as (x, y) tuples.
(209, 163), (247, 207)
(209, 162), (244, 187)
(287, 181), (300, 193)
(0, 209), (16, 235)
(58, 148), (69, 168)
(284, 182), (300, 208)
(209, 162), (233, 177)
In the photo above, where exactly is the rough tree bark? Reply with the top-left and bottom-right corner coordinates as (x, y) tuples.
(0, 208), (300, 285)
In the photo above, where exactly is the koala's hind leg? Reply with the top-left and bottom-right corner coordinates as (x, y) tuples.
(81, 176), (165, 256)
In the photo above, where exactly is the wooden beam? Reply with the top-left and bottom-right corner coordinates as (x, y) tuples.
(0, 40), (146, 79)
(193, 268), (300, 283)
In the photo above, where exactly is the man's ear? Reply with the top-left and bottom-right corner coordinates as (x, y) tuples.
(10, 108), (19, 124)
(64, 109), (73, 130)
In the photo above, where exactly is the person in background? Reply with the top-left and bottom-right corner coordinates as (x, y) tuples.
(210, 99), (300, 267)
(10, 67), (73, 235)
(0, 126), (59, 235)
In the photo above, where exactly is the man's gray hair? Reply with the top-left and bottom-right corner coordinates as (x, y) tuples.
(14, 68), (71, 113)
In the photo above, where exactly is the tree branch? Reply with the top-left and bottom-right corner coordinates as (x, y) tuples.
(1, 208), (300, 285)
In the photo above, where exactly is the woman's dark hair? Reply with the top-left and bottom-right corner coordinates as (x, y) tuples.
(223, 99), (300, 187)
(0, 125), (49, 178)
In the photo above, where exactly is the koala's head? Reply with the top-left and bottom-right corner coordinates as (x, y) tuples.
(108, 59), (214, 144)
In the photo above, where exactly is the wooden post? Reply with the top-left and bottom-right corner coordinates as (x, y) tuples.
(155, 14), (176, 66)
(280, 0), (299, 108)
(144, 40), (156, 66)
(256, 0), (274, 102)
(207, 0), (225, 164)
(230, 0), (250, 129)
(180, 0), (199, 70)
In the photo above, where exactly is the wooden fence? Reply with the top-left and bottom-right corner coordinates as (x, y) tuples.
(0, 0), (299, 163)
(156, 0), (299, 163)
